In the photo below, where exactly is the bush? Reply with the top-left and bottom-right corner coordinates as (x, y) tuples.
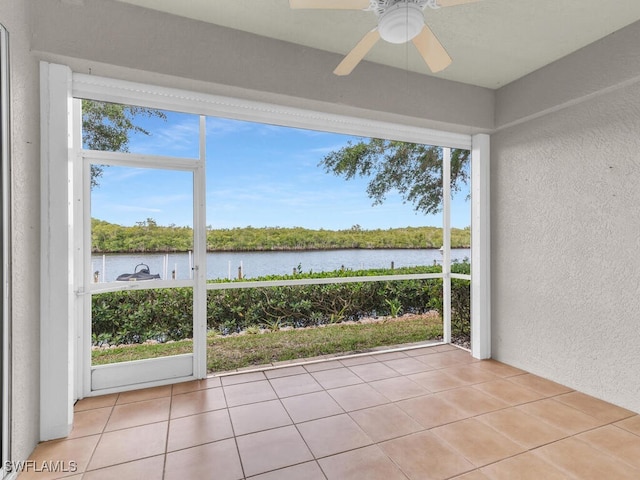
(206, 278), (442, 334)
(92, 262), (471, 345)
(92, 288), (193, 345)
(450, 260), (471, 338)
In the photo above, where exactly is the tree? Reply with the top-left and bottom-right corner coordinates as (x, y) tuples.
(82, 100), (167, 188)
(319, 138), (469, 215)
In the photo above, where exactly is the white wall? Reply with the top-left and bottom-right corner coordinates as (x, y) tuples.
(0, 0), (41, 463)
(492, 64), (640, 412)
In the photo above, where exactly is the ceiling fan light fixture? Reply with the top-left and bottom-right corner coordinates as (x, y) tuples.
(378, 2), (424, 44)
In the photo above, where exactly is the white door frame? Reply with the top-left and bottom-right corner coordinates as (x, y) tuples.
(79, 149), (207, 395)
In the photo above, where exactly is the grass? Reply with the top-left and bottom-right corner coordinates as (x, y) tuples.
(91, 314), (443, 373)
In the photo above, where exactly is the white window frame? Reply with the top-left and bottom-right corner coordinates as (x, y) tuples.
(40, 62), (490, 440)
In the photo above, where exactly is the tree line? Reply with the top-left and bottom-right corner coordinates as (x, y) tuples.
(92, 218), (471, 253)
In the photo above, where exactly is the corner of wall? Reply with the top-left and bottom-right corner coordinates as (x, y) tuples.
(3, 0), (44, 463)
(494, 19), (640, 131)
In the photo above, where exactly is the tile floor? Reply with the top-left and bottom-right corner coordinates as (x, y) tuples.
(21, 344), (640, 479)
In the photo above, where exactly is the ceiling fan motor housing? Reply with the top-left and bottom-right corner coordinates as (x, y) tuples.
(378, 2), (424, 44)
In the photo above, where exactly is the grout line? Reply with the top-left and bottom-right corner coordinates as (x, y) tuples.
(270, 377), (322, 476)
(217, 378), (247, 480)
(78, 396), (119, 475)
(242, 459), (327, 480)
(161, 387), (176, 478)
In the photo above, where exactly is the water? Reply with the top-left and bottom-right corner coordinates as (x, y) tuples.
(91, 248), (471, 282)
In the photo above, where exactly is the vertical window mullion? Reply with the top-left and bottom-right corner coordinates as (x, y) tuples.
(192, 115), (208, 378)
(442, 147), (452, 343)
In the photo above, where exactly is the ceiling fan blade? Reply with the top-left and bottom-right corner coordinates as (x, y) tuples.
(334, 29), (380, 76)
(412, 24), (452, 73)
(289, 0), (370, 9)
(436, 0), (481, 7)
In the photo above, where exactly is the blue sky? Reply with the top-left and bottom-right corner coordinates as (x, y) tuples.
(90, 110), (471, 230)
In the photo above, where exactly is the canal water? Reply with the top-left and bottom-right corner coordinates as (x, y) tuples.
(92, 248), (471, 282)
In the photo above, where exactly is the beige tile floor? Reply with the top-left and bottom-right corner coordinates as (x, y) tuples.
(21, 344), (640, 479)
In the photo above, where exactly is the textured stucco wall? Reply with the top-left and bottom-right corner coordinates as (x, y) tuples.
(1, 0), (41, 463)
(491, 81), (640, 412)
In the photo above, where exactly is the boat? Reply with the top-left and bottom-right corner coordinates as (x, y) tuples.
(116, 263), (161, 281)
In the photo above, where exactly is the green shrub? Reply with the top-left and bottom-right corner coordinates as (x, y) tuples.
(451, 260), (471, 338)
(92, 262), (471, 345)
(92, 288), (193, 345)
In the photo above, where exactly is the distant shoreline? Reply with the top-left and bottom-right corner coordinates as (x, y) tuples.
(92, 220), (470, 253)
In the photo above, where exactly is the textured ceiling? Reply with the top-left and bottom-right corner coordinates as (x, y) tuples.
(115, 0), (640, 89)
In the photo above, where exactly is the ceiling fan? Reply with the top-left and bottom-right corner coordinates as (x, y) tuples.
(289, 0), (480, 76)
